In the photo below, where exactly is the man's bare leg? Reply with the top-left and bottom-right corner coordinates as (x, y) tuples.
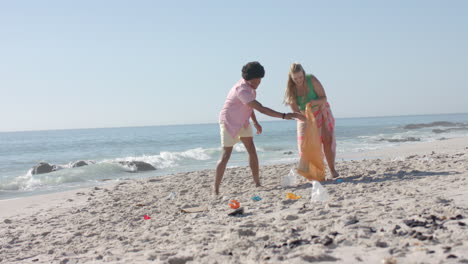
(240, 137), (261, 187)
(214, 147), (233, 195)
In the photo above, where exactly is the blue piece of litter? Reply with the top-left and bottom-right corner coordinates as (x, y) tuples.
(336, 179), (344, 183)
(251, 195), (262, 201)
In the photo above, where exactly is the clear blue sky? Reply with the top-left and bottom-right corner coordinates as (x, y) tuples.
(1, 0), (467, 132)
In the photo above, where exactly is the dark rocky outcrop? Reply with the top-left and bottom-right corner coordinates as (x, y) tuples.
(31, 162), (57, 175)
(71, 160), (89, 168)
(432, 127), (468, 134)
(403, 121), (468, 130)
(118, 161), (156, 172)
(379, 137), (421, 143)
(403, 121), (461, 129)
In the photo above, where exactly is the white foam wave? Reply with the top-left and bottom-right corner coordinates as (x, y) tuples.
(233, 144), (265, 152)
(0, 163), (126, 192)
(0, 173), (42, 191)
(110, 147), (216, 169)
(1, 147), (221, 192)
(234, 144), (246, 152)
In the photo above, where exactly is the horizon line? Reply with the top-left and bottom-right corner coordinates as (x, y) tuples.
(1, 111), (467, 133)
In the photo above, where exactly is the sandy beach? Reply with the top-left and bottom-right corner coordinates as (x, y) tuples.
(1, 137), (467, 264)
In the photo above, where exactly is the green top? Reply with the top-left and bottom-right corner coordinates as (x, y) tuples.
(296, 75), (318, 111)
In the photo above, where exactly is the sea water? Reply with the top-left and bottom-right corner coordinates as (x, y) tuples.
(1, 113), (467, 199)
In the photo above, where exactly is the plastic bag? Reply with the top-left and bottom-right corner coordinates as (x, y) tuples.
(311, 180), (329, 202)
(281, 168), (297, 187)
(166, 192), (177, 200)
(297, 104), (326, 182)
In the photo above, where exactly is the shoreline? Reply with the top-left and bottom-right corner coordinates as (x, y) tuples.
(2, 136), (466, 202)
(1, 137), (467, 263)
(1, 137), (466, 217)
(338, 136), (468, 160)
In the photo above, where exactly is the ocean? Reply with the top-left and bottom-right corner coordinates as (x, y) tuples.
(1, 113), (468, 200)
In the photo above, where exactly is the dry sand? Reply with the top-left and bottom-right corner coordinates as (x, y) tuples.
(1, 138), (467, 263)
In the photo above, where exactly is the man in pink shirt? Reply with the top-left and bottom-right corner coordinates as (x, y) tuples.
(215, 61), (303, 195)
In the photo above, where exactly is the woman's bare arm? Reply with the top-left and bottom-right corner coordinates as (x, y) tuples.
(308, 75), (328, 105)
(290, 102), (301, 113)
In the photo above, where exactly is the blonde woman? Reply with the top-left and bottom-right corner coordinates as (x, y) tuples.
(284, 63), (339, 179)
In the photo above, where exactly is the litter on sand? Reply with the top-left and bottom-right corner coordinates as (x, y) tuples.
(180, 206), (208, 213)
(311, 181), (330, 202)
(251, 195), (262, 201)
(281, 168), (297, 187)
(166, 192), (177, 200)
(229, 200), (240, 209)
(286, 193), (301, 200)
(228, 207), (244, 216)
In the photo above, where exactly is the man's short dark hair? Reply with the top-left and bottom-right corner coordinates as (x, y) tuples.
(242, 61), (265, 80)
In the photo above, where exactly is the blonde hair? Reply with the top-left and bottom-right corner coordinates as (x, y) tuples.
(284, 63), (306, 105)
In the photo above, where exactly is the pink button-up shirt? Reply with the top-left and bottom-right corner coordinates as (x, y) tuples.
(219, 79), (256, 138)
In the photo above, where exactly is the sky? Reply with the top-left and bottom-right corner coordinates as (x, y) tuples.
(0, 0), (467, 132)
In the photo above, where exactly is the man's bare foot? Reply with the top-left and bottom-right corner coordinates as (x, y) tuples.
(212, 185), (220, 196)
(331, 170), (340, 179)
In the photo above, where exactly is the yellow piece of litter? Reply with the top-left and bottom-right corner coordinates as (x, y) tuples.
(286, 192), (301, 200)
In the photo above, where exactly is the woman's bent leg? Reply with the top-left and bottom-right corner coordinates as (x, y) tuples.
(297, 121), (306, 156)
(321, 125), (339, 178)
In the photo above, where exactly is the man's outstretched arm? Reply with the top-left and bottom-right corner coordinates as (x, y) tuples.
(247, 100), (304, 120)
